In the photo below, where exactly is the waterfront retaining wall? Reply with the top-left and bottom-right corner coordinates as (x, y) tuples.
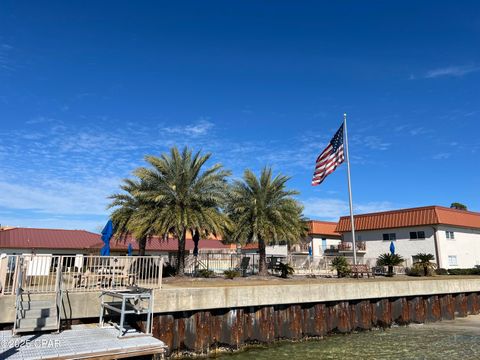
(151, 292), (480, 356)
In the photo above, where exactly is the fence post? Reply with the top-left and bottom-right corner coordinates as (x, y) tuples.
(207, 253), (210, 271)
(14, 256), (22, 296)
(158, 258), (163, 288)
(55, 256), (63, 293)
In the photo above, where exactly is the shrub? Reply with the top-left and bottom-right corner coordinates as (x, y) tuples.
(376, 253), (405, 277)
(435, 268), (448, 275)
(277, 263), (294, 278)
(405, 266), (423, 277)
(448, 268), (480, 275)
(413, 253), (436, 276)
(331, 256), (351, 278)
(197, 269), (215, 278)
(224, 270), (240, 279)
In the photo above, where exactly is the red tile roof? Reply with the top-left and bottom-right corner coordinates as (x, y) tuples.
(308, 220), (341, 237)
(0, 228), (101, 250)
(336, 206), (480, 232)
(99, 236), (230, 252)
(242, 243), (259, 250)
(0, 227), (230, 252)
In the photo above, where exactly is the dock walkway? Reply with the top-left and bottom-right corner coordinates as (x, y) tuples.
(0, 326), (167, 359)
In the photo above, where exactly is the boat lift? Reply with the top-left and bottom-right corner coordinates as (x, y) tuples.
(99, 286), (154, 337)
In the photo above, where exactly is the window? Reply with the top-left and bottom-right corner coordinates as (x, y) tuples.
(383, 233), (396, 241)
(446, 231), (455, 240)
(321, 238), (327, 251)
(448, 255), (458, 266)
(410, 231), (426, 240)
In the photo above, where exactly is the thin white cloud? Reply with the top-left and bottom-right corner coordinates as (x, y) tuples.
(25, 116), (57, 125)
(425, 65), (480, 78)
(362, 136), (391, 151)
(394, 124), (434, 137)
(432, 153), (450, 160)
(0, 115), (405, 230)
(302, 198), (394, 221)
(0, 178), (118, 216)
(0, 43), (13, 72)
(0, 215), (103, 232)
(164, 118), (214, 137)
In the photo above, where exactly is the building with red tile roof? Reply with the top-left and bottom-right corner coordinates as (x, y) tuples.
(336, 206), (480, 269)
(336, 206), (480, 232)
(308, 220), (341, 238)
(286, 220), (342, 257)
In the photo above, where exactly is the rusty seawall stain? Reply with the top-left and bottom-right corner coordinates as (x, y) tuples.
(150, 292), (480, 356)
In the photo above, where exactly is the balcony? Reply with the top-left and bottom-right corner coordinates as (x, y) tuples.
(338, 241), (366, 253)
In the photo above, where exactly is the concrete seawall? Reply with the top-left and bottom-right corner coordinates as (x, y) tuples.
(153, 292), (480, 355)
(151, 277), (480, 356)
(157, 277), (480, 311)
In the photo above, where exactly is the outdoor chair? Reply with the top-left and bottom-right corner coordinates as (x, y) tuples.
(267, 257), (282, 274)
(116, 260), (136, 287)
(372, 266), (388, 276)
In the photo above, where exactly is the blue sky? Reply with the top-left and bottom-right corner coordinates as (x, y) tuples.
(0, 1), (479, 232)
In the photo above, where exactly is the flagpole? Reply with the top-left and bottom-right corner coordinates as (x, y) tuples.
(343, 113), (357, 266)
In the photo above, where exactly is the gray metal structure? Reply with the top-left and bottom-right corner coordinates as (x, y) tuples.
(99, 287), (154, 337)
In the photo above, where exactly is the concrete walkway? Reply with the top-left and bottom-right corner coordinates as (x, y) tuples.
(161, 274), (479, 288)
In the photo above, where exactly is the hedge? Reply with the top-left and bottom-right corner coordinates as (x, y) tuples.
(448, 268), (480, 275)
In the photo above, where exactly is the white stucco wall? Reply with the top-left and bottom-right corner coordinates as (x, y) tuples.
(436, 225), (480, 269)
(266, 245), (288, 257)
(242, 245), (288, 257)
(342, 226), (437, 267)
(309, 236), (341, 257)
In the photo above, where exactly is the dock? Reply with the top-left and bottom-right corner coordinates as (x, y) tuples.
(0, 326), (167, 359)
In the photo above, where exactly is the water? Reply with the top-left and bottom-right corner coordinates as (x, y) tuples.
(214, 316), (480, 360)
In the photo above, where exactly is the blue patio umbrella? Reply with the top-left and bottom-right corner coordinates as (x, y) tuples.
(308, 244), (313, 256)
(100, 220), (113, 256)
(127, 243), (133, 256)
(390, 241), (395, 255)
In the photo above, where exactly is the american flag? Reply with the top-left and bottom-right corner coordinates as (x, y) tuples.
(312, 123), (345, 186)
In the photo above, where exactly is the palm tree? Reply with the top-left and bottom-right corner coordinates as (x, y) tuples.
(331, 256), (350, 278)
(376, 253), (405, 277)
(414, 253), (436, 276)
(132, 147), (231, 276)
(108, 179), (152, 255)
(227, 167), (306, 276)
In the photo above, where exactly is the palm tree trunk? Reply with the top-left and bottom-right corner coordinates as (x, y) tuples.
(193, 230), (200, 275)
(388, 265), (393, 277)
(138, 237), (146, 256)
(176, 228), (187, 277)
(258, 237), (268, 276)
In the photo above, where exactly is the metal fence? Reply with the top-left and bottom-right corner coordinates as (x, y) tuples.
(167, 253), (395, 277)
(168, 253), (261, 275)
(0, 255), (163, 296)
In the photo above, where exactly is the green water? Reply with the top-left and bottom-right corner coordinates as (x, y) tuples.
(214, 317), (480, 360)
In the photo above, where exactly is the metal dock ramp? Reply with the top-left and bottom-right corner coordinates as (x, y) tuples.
(0, 326), (167, 359)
